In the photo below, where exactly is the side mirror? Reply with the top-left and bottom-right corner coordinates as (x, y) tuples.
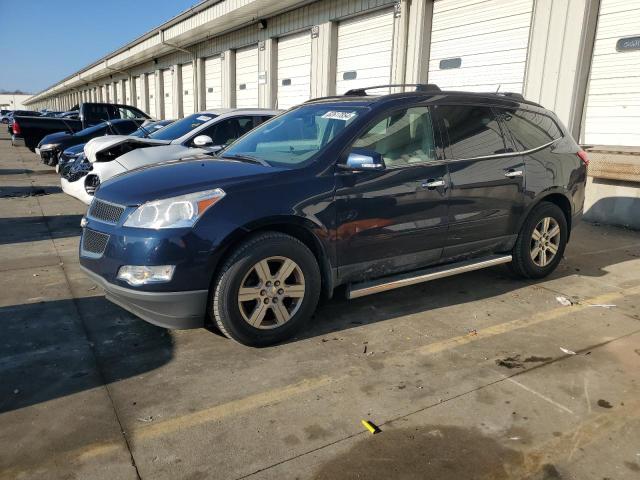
(192, 135), (213, 147)
(341, 148), (385, 171)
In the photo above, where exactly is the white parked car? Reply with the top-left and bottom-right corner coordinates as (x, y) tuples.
(61, 109), (280, 205)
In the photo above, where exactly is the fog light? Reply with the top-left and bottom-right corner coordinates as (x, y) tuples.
(117, 265), (175, 286)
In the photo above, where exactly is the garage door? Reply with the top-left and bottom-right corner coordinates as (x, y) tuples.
(277, 31), (312, 109)
(105, 84), (111, 103)
(181, 63), (195, 116)
(235, 45), (259, 108)
(583, 0), (640, 146)
(101, 85), (107, 103)
(147, 73), (157, 118)
(205, 56), (223, 109)
(115, 82), (122, 104)
(162, 69), (174, 119)
(335, 9), (394, 95)
(428, 0), (534, 93)
(124, 79), (131, 105)
(134, 76), (142, 108)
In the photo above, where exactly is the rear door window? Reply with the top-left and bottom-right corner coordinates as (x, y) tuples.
(436, 105), (511, 159)
(497, 109), (563, 151)
(118, 106), (147, 119)
(85, 104), (118, 122)
(200, 116), (256, 146)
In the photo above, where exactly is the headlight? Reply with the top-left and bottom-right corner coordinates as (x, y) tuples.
(40, 143), (60, 150)
(117, 265), (175, 286)
(123, 188), (225, 229)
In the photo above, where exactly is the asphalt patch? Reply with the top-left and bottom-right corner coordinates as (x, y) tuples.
(495, 354), (553, 369)
(597, 399), (613, 409)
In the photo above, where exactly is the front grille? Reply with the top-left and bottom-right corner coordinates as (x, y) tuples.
(88, 199), (125, 224)
(81, 229), (110, 256)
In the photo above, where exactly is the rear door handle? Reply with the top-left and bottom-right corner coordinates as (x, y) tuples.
(421, 178), (446, 189)
(504, 169), (523, 178)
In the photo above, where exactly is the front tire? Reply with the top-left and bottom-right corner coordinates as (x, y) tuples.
(211, 232), (321, 346)
(510, 202), (568, 279)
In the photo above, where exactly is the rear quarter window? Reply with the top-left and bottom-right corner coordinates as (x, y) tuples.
(436, 105), (511, 159)
(497, 108), (563, 151)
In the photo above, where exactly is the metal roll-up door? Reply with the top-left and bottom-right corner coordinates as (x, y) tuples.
(428, 0), (534, 93)
(583, 0), (640, 146)
(115, 82), (122, 104)
(124, 79), (131, 105)
(105, 84), (111, 103)
(181, 63), (194, 116)
(162, 69), (174, 119)
(147, 73), (157, 118)
(335, 9), (395, 95)
(205, 56), (223, 109)
(134, 76), (142, 108)
(277, 31), (312, 109)
(235, 45), (259, 108)
(101, 85), (107, 102)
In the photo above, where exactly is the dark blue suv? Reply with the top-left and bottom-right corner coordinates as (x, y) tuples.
(79, 85), (587, 346)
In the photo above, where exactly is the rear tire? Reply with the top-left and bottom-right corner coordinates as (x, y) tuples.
(510, 202), (568, 279)
(211, 232), (321, 347)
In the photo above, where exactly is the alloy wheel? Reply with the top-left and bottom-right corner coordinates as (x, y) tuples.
(530, 217), (561, 267)
(237, 256), (306, 329)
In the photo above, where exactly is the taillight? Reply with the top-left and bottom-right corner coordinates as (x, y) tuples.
(12, 120), (21, 135)
(577, 150), (589, 167)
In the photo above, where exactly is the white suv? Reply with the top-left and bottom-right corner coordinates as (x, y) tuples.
(61, 108), (280, 204)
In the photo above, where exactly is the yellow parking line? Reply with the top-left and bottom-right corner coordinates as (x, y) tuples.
(416, 285), (640, 357)
(132, 375), (336, 441)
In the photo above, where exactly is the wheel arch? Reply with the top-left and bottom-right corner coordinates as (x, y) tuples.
(520, 190), (573, 241)
(209, 216), (335, 302)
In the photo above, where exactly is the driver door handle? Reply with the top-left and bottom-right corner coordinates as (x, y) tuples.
(422, 178), (446, 189)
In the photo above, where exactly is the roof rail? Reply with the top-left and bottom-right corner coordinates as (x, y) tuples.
(344, 84), (441, 96)
(496, 92), (526, 101)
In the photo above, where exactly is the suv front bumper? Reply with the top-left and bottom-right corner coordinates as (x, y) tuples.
(81, 265), (207, 329)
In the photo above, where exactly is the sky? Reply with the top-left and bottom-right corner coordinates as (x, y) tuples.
(0, 0), (200, 94)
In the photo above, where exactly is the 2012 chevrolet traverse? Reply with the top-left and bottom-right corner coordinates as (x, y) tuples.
(79, 85), (587, 346)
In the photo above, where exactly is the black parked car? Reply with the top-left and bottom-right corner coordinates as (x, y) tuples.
(79, 84), (587, 346)
(12, 102), (150, 151)
(7, 110), (41, 135)
(38, 118), (146, 166)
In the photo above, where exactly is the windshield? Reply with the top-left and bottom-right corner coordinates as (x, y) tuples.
(75, 122), (109, 136)
(222, 105), (364, 167)
(130, 120), (172, 138)
(149, 113), (216, 140)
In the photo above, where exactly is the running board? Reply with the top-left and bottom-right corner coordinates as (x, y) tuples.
(346, 255), (513, 299)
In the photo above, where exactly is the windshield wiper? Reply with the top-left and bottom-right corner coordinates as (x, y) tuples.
(221, 154), (270, 167)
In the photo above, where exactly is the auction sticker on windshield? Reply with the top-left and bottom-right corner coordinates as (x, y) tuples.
(197, 115), (213, 122)
(322, 111), (356, 121)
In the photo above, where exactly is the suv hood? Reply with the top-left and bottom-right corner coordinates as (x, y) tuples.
(96, 157), (284, 206)
(85, 135), (171, 163)
(114, 144), (198, 170)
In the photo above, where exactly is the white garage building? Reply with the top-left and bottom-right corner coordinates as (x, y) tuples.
(25, 0), (640, 227)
